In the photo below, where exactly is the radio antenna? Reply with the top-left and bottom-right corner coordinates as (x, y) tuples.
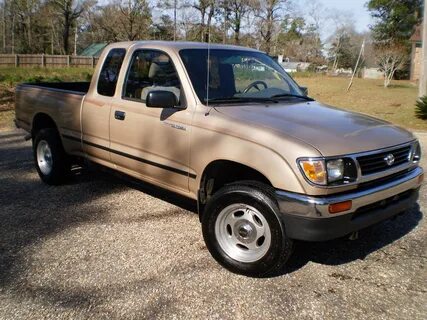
(205, 19), (213, 116)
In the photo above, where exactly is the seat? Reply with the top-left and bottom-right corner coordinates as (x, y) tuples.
(140, 61), (180, 101)
(218, 63), (236, 97)
(205, 63), (236, 99)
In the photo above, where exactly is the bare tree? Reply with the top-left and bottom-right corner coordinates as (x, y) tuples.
(220, 0), (255, 45)
(50, 0), (87, 54)
(255, 0), (289, 55)
(375, 44), (407, 88)
(193, 0), (216, 42)
(89, 0), (151, 42)
(118, 0), (151, 41)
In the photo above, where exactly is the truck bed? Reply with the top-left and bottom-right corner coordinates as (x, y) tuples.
(15, 82), (89, 145)
(20, 81), (90, 94)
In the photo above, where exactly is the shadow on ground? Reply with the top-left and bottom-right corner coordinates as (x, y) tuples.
(285, 204), (423, 274)
(0, 131), (204, 317)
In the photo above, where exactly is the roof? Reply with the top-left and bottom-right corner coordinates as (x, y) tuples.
(79, 43), (108, 57)
(410, 24), (422, 42)
(106, 40), (261, 52)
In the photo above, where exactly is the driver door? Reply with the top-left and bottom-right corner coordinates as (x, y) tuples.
(109, 49), (192, 192)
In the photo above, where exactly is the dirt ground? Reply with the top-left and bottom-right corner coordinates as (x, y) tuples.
(0, 129), (426, 320)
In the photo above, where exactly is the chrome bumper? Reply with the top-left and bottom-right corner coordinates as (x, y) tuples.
(275, 167), (423, 241)
(276, 166), (423, 219)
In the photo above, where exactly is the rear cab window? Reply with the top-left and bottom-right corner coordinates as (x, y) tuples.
(97, 48), (126, 97)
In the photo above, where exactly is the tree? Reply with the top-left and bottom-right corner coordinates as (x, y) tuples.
(50, 0), (91, 54)
(117, 0), (151, 41)
(193, 0), (216, 42)
(255, 0), (289, 55)
(375, 44), (407, 87)
(89, 0), (151, 42)
(221, 0), (255, 45)
(327, 25), (366, 70)
(152, 14), (174, 40)
(276, 16), (324, 63)
(367, 0), (422, 45)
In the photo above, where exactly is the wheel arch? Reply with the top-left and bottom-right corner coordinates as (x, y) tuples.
(198, 160), (273, 208)
(31, 113), (59, 138)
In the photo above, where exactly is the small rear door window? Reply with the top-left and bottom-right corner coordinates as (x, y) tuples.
(97, 48), (126, 97)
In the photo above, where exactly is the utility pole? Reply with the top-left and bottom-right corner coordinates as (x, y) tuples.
(74, 24), (77, 56)
(2, 1), (6, 53)
(347, 39), (365, 92)
(222, 0), (228, 44)
(173, 0), (177, 41)
(419, 0), (427, 97)
(11, 13), (14, 54)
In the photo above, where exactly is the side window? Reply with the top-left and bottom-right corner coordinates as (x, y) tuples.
(123, 50), (181, 103)
(97, 48), (126, 97)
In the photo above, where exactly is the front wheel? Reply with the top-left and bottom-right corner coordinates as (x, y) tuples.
(33, 128), (71, 185)
(202, 182), (293, 277)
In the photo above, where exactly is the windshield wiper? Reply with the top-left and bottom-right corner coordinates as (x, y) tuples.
(270, 93), (315, 101)
(206, 97), (278, 104)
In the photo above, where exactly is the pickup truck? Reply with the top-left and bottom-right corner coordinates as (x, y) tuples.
(15, 41), (423, 277)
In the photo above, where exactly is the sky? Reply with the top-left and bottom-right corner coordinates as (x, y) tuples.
(314, 0), (373, 39)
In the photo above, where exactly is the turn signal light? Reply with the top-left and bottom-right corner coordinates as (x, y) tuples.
(329, 201), (352, 214)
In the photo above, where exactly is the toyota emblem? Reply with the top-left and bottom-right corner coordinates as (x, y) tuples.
(384, 154), (395, 166)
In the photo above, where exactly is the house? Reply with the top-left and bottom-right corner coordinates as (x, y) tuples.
(361, 67), (384, 79)
(410, 24), (422, 81)
(276, 55), (311, 73)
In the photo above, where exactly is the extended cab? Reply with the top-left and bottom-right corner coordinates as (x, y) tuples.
(15, 41), (424, 277)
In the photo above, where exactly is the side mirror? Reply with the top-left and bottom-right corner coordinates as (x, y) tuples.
(300, 86), (308, 96)
(146, 90), (178, 108)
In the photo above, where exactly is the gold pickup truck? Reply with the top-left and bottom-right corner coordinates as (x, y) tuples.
(15, 41), (424, 277)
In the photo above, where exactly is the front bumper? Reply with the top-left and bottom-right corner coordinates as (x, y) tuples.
(276, 166), (424, 241)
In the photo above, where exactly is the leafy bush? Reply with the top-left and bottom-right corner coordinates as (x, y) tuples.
(415, 95), (427, 120)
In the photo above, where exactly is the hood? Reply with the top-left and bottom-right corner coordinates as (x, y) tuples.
(216, 101), (414, 156)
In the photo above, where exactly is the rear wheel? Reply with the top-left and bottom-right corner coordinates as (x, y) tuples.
(33, 128), (71, 185)
(202, 182), (293, 277)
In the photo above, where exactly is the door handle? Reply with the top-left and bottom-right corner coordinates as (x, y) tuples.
(114, 110), (126, 121)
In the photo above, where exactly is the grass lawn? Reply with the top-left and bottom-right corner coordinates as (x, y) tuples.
(0, 68), (426, 131)
(294, 74), (427, 131)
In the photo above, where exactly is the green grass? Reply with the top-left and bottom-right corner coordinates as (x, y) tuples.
(0, 67), (93, 87)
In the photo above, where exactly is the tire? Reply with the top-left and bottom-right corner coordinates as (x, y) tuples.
(33, 128), (71, 185)
(202, 182), (293, 277)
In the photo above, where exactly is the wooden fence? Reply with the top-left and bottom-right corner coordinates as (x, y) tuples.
(0, 54), (99, 68)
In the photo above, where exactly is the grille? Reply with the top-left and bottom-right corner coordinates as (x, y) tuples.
(357, 145), (411, 176)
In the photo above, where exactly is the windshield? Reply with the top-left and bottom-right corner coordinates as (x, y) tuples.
(179, 49), (304, 104)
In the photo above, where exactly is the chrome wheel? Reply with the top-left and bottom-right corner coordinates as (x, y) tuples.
(36, 140), (53, 175)
(215, 203), (271, 263)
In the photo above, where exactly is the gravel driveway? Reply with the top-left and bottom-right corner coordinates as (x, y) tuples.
(0, 129), (426, 320)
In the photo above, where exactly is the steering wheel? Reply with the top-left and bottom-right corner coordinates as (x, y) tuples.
(243, 81), (268, 93)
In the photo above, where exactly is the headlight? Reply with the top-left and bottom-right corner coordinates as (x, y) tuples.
(299, 159), (327, 185)
(412, 141), (421, 163)
(298, 158), (357, 186)
(327, 159), (344, 183)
